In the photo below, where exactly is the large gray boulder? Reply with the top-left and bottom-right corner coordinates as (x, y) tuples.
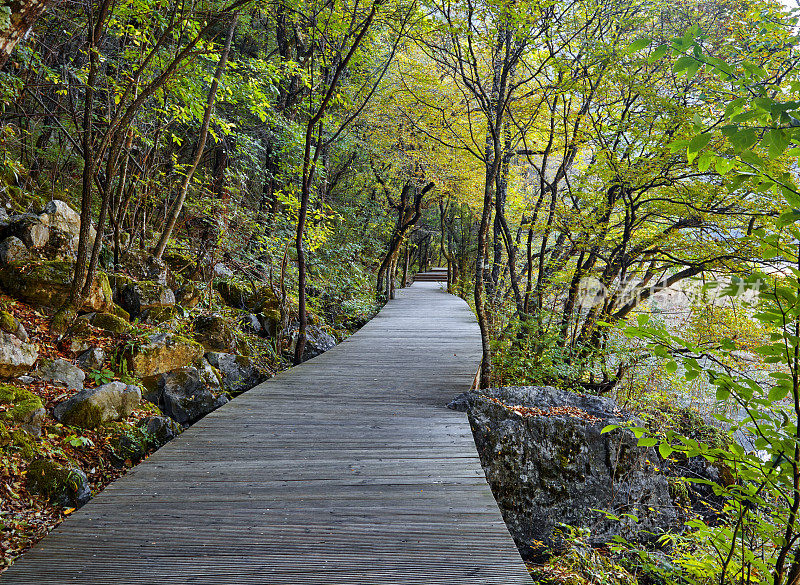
(53, 381), (141, 429)
(289, 325), (336, 362)
(35, 358), (85, 391)
(143, 367), (227, 425)
(205, 352), (268, 395)
(40, 199), (96, 259)
(0, 330), (38, 378)
(460, 386), (679, 561)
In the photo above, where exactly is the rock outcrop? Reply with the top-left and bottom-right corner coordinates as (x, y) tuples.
(457, 386), (679, 561)
(0, 260), (113, 312)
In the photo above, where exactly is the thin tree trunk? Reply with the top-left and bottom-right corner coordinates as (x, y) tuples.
(153, 14), (238, 260)
(294, 1), (381, 364)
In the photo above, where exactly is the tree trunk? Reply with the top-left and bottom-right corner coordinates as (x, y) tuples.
(153, 14), (238, 260)
(294, 1), (381, 365)
(0, 0), (57, 69)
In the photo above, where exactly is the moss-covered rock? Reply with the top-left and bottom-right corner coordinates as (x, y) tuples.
(249, 285), (280, 313)
(82, 311), (132, 334)
(214, 279), (252, 309)
(118, 280), (175, 319)
(110, 303), (130, 322)
(193, 314), (235, 352)
(127, 332), (205, 378)
(138, 415), (182, 448)
(0, 383), (45, 435)
(26, 459), (91, 508)
(163, 250), (196, 276)
(53, 382), (141, 429)
(145, 305), (181, 324)
(0, 260), (113, 312)
(176, 282), (202, 309)
(107, 273), (135, 298)
(106, 422), (151, 465)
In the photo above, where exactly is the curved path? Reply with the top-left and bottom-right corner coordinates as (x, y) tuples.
(4, 282), (530, 584)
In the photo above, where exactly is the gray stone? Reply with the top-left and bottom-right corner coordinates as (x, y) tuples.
(139, 415), (183, 447)
(36, 358), (85, 391)
(77, 347), (105, 370)
(3, 213), (49, 249)
(0, 236), (30, 265)
(144, 367), (226, 425)
(205, 352), (268, 395)
(465, 386), (679, 561)
(290, 325), (336, 362)
(0, 331), (38, 378)
(53, 381), (141, 429)
(18, 407), (46, 437)
(26, 459), (91, 508)
(118, 281), (175, 319)
(40, 199), (96, 259)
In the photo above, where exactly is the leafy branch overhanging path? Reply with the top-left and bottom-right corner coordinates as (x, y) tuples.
(4, 282), (531, 584)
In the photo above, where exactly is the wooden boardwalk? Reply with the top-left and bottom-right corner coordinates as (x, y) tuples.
(3, 282), (530, 584)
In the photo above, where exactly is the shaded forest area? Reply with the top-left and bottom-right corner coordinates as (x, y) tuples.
(3, 0), (800, 582)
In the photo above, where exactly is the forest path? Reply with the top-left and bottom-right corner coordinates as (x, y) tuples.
(3, 282), (530, 584)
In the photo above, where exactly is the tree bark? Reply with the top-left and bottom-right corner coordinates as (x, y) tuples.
(0, 0), (57, 69)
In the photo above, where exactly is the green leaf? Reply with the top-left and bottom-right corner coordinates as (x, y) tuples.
(648, 44), (669, 63)
(665, 361), (678, 374)
(601, 424), (620, 434)
(625, 38), (651, 54)
(658, 443), (674, 459)
(673, 55), (697, 74)
(687, 133), (711, 162)
(714, 157), (736, 175)
(769, 385), (790, 402)
(638, 437), (659, 447)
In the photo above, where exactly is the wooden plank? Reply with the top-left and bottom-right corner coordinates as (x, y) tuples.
(2, 282), (530, 584)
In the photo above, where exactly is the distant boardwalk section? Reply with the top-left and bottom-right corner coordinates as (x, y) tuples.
(4, 281), (530, 584)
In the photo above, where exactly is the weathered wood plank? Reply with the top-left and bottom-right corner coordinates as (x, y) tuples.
(2, 282), (530, 584)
